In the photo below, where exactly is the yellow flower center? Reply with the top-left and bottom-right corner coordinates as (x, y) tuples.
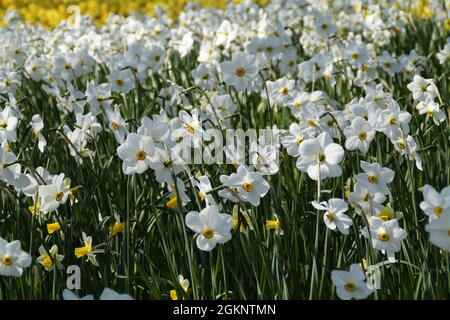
(198, 191), (206, 201)
(296, 137), (303, 145)
(2, 255), (13, 266)
(361, 64), (369, 72)
(358, 132), (367, 141)
(427, 109), (434, 118)
(235, 67), (246, 77)
(434, 206), (443, 217)
(389, 117), (397, 125)
(115, 79), (124, 86)
(202, 227), (214, 239)
(378, 231), (390, 241)
(242, 182), (253, 192)
(136, 150), (147, 161)
(154, 55), (161, 62)
(368, 175), (378, 183)
(279, 87), (289, 95)
(379, 207), (394, 221)
(185, 124), (195, 134)
(111, 121), (120, 130)
(351, 53), (360, 60)
(55, 192), (64, 201)
(294, 102), (302, 110)
(308, 119), (316, 127)
(325, 213), (335, 222)
(344, 282), (356, 292)
(318, 153), (326, 162)
(396, 140), (406, 150)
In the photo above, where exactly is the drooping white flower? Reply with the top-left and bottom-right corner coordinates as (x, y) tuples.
(416, 100), (446, 125)
(106, 105), (128, 144)
(30, 114), (46, 153)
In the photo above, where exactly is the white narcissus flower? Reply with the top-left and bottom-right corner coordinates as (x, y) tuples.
(192, 175), (216, 206)
(0, 238), (32, 277)
(361, 217), (407, 260)
(420, 185), (450, 221)
(0, 106), (18, 143)
(343, 116), (375, 154)
(331, 264), (373, 300)
(416, 100), (446, 125)
(192, 63), (217, 90)
(85, 81), (111, 115)
(312, 198), (353, 234)
(250, 143), (279, 176)
(281, 123), (311, 157)
(225, 165), (270, 206)
(38, 173), (70, 213)
(266, 77), (295, 106)
(107, 69), (135, 94)
(425, 210), (450, 250)
(166, 178), (191, 208)
(106, 105), (128, 144)
(0, 148), (21, 185)
(348, 182), (386, 216)
(149, 147), (184, 184)
(218, 174), (241, 203)
(117, 133), (155, 175)
(185, 205), (233, 252)
(296, 132), (344, 181)
(37, 245), (64, 271)
(30, 114), (46, 153)
(178, 109), (204, 148)
(355, 161), (395, 195)
(219, 52), (258, 91)
(406, 75), (439, 102)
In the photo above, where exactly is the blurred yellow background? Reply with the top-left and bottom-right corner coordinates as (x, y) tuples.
(0, 0), (441, 29)
(0, 0), (270, 28)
